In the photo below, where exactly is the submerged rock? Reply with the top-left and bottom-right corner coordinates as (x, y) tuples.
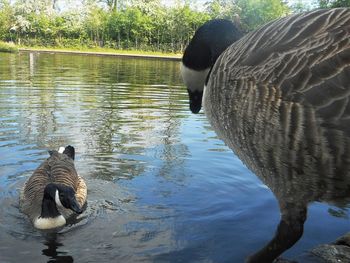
(309, 244), (350, 262)
(273, 232), (350, 263)
(334, 233), (350, 247)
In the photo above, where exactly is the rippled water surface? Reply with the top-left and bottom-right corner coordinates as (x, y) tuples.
(0, 52), (349, 263)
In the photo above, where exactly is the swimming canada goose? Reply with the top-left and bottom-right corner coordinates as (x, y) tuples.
(181, 8), (350, 263)
(20, 145), (87, 230)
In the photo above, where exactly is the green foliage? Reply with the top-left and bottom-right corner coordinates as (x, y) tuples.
(0, 40), (18, 53)
(0, 0), (13, 40)
(104, 2), (209, 52)
(318, 0), (350, 7)
(289, 0), (313, 12)
(205, 0), (241, 20)
(5, 0), (339, 53)
(236, 0), (290, 31)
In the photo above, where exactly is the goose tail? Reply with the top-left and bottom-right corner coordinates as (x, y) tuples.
(58, 145), (75, 160)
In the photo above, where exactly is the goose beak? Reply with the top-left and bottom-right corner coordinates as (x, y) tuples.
(69, 198), (83, 214)
(188, 89), (203, 114)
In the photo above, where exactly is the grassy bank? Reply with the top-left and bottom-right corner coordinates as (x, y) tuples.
(0, 41), (19, 53)
(18, 46), (182, 60)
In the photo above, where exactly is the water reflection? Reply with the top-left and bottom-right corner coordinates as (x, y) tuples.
(2, 51), (348, 262)
(0, 52), (198, 262)
(0, 52), (187, 182)
(43, 233), (74, 263)
(206, 80), (350, 261)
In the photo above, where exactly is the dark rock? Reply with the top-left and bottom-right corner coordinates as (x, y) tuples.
(309, 244), (350, 263)
(334, 233), (350, 247)
(273, 258), (298, 263)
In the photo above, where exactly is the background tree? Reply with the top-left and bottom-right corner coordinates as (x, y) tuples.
(318, 0), (350, 7)
(236, 0), (290, 31)
(3, 0), (346, 53)
(289, 0), (312, 12)
(0, 0), (14, 41)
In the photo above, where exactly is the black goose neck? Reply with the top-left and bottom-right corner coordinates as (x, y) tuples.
(41, 184), (60, 218)
(182, 42), (212, 70)
(183, 19), (243, 71)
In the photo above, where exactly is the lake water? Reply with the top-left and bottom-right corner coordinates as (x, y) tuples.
(0, 52), (349, 263)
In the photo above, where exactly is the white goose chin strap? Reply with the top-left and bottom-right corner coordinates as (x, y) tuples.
(180, 62), (210, 93)
(55, 190), (64, 207)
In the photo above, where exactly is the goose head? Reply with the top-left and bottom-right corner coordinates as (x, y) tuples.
(35, 183), (82, 230)
(181, 19), (243, 113)
(53, 184), (82, 214)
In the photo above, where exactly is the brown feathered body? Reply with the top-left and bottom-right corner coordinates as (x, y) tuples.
(20, 151), (87, 222)
(205, 8), (350, 207)
(203, 9), (350, 261)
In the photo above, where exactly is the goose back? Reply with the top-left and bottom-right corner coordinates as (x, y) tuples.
(205, 8), (350, 202)
(207, 8), (350, 132)
(20, 150), (87, 221)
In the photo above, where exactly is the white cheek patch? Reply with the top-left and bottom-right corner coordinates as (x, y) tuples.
(55, 190), (64, 207)
(180, 63), (210, 92)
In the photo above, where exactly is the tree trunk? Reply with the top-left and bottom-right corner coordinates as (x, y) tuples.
(118, 31), (120, 49)
(52, 0), (57, 10)
(112, 0), (118, 11)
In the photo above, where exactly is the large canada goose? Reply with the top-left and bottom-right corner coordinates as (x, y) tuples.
(181, 8), (350, 262)
(20, 145), (87, 230)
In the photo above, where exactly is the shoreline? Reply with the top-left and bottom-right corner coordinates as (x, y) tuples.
(18, 48), (182, 61)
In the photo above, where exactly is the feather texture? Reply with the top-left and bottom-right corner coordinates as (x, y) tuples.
(20, 148), (87, 224)
(202, 8), (350, 262)
(205, 8), (350, 204)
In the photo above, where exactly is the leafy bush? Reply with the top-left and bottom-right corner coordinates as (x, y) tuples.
(0, 41), (18, 53)
(7, 0), (345, 53)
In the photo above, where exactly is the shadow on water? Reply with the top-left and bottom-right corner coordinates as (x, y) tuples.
(42, 233), (73, 263)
